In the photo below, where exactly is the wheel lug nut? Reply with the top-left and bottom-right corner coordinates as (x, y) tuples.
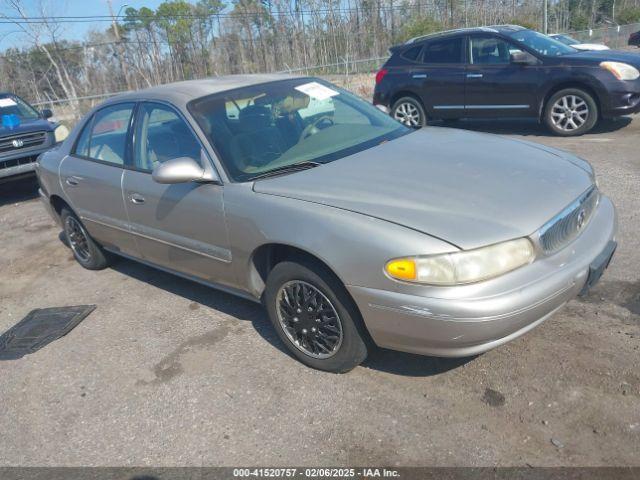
(302, 328), (307, 334)
(311, 327), (316, 332)
(293, 317), (299, 322)
(315, 318), (320, 322)
(296, 308), (302, 313)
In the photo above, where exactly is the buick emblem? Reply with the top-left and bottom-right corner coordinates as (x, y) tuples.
(12, 139), (24, 148)
(576, 209), (586, 230)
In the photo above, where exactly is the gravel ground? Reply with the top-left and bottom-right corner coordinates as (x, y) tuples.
(0, 115), (638, 467)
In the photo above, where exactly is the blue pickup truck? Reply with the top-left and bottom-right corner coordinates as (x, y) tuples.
(0, 93), (67, 184)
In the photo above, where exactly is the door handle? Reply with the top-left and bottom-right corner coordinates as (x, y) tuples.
(466, 73), (483, 78)
(65, 176), (81, 186)
(412, 73), (427, 79)
(130, 193), (145, 205)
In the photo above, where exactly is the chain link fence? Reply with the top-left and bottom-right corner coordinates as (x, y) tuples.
(33, 57), (390, 126)
(31, 22), (640, 127)
(567, 22), (640, 49)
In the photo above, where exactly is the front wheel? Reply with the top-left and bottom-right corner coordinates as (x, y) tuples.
(264, 260), (369, 373)
(544, 88), (598, 136)
(392, 96), (426, 128)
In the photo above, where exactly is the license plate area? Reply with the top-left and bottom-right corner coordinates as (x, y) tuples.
(579, 240), (617, 296)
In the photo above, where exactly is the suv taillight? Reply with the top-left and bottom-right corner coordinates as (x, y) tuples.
(375, 68), (388, 85)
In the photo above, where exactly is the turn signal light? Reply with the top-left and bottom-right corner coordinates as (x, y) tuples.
(385, 259), (416, 281)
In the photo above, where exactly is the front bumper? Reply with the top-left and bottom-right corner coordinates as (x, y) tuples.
(601, 80), (640, 118)
(347, 195), (617, 357)
(0, 146), (51, 181)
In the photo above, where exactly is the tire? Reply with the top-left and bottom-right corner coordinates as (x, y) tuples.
(61, 208), (110, 270)
(544, 88), (598, 136)
(392, 96), (426, 128)
(264, 259), (369, 373)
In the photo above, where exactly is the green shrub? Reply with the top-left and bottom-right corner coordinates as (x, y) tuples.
(617, 7), (640, 25)
(399, 16), (444, 43)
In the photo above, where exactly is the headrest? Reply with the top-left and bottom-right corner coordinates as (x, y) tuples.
(480, 41), (498, 55)
(239, 105), (271, 131)
(278, 94), (310, 114)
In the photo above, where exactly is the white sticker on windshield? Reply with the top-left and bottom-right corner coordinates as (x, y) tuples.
(0, 98), (17, 107)
(294, 82), (339, 101)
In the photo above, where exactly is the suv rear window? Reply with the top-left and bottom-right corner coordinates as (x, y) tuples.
(422, 37), (464, 64)
(401, 45), (423, 62)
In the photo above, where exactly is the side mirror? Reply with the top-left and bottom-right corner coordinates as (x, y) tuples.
(510, 51), (538, 65)
(152, 157), (207, 184)
(41, 109), (53, 119)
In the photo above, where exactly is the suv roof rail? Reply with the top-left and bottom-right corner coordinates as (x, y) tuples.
(405, 26), (499, 45)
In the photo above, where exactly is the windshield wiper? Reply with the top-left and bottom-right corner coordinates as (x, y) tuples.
(251, 161), (321, 180)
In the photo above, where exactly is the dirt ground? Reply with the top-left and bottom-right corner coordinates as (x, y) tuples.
(0, 115), (638, 467)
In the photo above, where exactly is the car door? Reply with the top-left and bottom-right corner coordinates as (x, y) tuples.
(410, 36), (467, 118)
(464, 35), (542, 117)
(121, 101), (233, 285)
(59, 102), (138, 256)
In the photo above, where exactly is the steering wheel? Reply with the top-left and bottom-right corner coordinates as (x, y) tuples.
(299, 116), (334, 141)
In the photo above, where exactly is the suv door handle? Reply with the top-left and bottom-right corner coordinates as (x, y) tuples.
(65, 176), (81, 186)
(130, 193), (145, 204)
(412, 73), (427, 79)
(466, 73), (483, 78)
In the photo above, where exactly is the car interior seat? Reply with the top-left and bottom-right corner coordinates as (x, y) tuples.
(228, 105), (287, 171)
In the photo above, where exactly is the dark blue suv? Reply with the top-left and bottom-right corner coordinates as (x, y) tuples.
(373, 25), (640, 136)
(0, 93), (65, 183)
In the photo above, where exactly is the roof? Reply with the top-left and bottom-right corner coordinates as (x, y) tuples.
(404, 24), (527, 45)
(103, 73), (301, 107)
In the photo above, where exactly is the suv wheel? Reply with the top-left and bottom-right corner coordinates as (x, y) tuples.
(392, 96), (425, 128)
(264, 260), (369, 373)
(61, 208), (110, 270)
(544, 88), (598, 136)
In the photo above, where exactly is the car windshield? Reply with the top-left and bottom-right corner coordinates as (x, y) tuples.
(0, 94), (40, 121)
(552, 34), (579, 46)
(506, 29), (577, 56)
(188, 78), (410, 182)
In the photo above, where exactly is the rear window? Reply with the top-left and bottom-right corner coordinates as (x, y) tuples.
(401, 45), (423, 62)
(422, 37), (464, 64)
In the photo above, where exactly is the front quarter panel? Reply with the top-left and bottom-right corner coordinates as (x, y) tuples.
(223, 183), (459, 297)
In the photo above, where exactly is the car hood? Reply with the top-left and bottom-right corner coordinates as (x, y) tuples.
(0, 118), (54, 136)
(562, 49), (640, 66)
(253, 128), (594, 250)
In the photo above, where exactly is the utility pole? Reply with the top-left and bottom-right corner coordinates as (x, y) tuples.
(612, 0), (616, 24)
(543, 0), (548, 34)
(107, 0), (131, 89)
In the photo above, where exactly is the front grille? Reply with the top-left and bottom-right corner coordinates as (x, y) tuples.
(0, 155), (38, 170)
(0, 131), (47, 154)
(539, 186), (599, 254)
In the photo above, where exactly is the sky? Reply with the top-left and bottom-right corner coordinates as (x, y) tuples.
(0, 0), (168, 50)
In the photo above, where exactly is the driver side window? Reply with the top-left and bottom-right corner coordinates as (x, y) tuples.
(133, 103), (202, 172)
(470, 36), (522, 65)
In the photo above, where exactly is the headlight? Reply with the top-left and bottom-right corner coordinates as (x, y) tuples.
(385, 238), (535, 285)
(600, 61), (640, 81)
(54, 124), (69, 143)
